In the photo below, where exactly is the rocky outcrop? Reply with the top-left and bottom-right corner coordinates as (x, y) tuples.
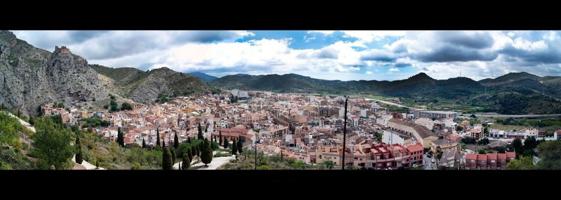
(0, 31), (108, 115)
(128, 67), (209, 103)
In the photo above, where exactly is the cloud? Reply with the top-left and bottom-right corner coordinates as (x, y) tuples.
(12, 30), (561, 81)
(414, 45), (498, 62)
(317, 48), (338, 59)
(307, 31), (336, 35)
(499, 38), (561, 64)
(394, 63), (412, 68)
(436, 31), (494, 49)
(361, 49), (397, 62)
(341, 31), (405, 43)
(14, 31), (254, 60)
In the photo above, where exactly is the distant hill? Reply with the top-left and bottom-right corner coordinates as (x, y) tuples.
(188, 72), (217, 82)
(211, 71), (561, 114)
(91, 65), (211, 103)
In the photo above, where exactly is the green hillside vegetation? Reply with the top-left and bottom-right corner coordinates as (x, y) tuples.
(78, 130), (162, 169)
(220, 149), (320, 170)
(0, 111), (35, 169)
(91, 65), (213, 103)
(212, 72), (561, 114)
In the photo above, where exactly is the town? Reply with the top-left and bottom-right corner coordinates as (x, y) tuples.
(40, 89), (561, 170)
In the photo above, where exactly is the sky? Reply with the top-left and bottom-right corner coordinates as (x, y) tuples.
(12, 30), (561, 81)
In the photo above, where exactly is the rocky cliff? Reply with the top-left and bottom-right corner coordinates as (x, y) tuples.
(0, 31), (108, 115)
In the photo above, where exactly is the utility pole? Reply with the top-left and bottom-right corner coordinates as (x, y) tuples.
(254, 131), (258, 170)
(342, 96), (348, 170)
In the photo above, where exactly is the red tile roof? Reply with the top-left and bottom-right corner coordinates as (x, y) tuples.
(477, 154), (488, 161)
(487, 153), (497, 160)
(465, 154), (477, 160)
(406, 144), (424, 153)
(497, 153), (507, 160)
(506, 152), (516, 159)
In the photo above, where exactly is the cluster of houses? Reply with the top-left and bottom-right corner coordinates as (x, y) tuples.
(41, 89), (553, 170)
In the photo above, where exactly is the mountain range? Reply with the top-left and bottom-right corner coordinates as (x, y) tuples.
(209, 72), (561, 114)
(187, 72), (217, 82)
(2, 30), (561, 115)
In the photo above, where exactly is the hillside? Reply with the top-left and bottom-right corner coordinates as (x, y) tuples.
(188, 72), (218, 82)
(91, 65), (211, 103)
(211, 71), (561, 114)
(0, 31), (109, 116)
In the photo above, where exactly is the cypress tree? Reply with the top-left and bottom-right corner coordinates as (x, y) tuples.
(187, 137), (191, 143)
(232, 139), (238, 156)
(117, 127), (125, 147)
(142, 138), (146, 148)
(223, 138), (229, 149)
(170, 148), (176, 165)
(174, 132), (179, 149)
(219, 131), (223, 145)
(162, 147), (173, 170)
(193, 143), (199, 158)
(187, 147), (193, 161)
(156, 127), (161, 147)
(198, 140), (204, 157)
(75, 136), (83, 164)
(201, 139), (213, 167)
(198, 123), (204, 139)
(182, 153), (191, 170)
(237, 138), (243, 154)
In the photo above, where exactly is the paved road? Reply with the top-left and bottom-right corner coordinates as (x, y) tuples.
(471, 113), (561, 118)
(173, 151), (235, 170)
(366, 98), (412, 108)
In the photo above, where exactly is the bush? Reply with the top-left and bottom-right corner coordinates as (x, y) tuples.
(121, 102), (133, 111)
(461, 136), (476, 144)
(477, 138), (490, 145)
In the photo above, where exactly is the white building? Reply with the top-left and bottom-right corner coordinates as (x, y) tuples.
(414, 118), (435, 130)
(382, 130), (405, 145)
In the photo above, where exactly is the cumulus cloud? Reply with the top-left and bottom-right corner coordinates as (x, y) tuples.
(361, 49), (397, 62)
(11, 30), (561, 81)
(14, 31), (254, 60)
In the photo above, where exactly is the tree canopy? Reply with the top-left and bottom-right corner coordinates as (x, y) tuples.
(32, 117), (74, 169)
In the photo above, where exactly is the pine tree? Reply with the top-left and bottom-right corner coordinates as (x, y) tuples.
(182, 153), (191, 170)
(142, 138), (146, 148)
(201, 139), (213, 167)
(156, 127), (161, 147)
(75, 136), (83, 164)
(117, 127), (125, 147)
(174, 132), (179, 149)
(162, 146), (173, 170)
(197, 123), (204, 139)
